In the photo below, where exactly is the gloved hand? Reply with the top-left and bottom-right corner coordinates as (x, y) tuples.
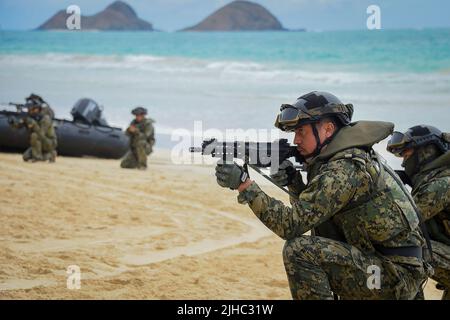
(215, 161), (249, 190)
(270, 160), (296, 186)
(26, 118), (37, 130)
(128, 125), (137, 133)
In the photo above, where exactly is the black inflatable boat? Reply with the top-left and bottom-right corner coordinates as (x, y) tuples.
(0, 98), (128, 159)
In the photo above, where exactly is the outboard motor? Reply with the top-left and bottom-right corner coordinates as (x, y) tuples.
(71, 98), (108, 126)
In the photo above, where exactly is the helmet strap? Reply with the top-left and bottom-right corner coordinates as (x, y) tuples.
(402, 151), (420, 179)
(302, 122), (336, 159)
(311, 123), (323, 158)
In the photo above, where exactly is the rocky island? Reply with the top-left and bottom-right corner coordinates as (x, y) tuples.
(37, 1), (153, 31)
(182, 0), (285, 32)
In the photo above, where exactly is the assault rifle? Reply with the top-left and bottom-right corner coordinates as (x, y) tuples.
(190, 138), (303, 195)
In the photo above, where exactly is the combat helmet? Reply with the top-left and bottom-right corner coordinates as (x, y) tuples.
(387, 125), (449, 157)
(26, 93), (44, 105)
(387, 125), (450, 177)
(131, 106), (147, 116)
(274, 91), (354, 157)
(25, 94), (43, 110)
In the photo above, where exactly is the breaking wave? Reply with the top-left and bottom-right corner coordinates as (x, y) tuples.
(2, 53), (450, 86)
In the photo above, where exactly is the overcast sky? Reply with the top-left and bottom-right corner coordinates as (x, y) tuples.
(0, 0), (449, 31)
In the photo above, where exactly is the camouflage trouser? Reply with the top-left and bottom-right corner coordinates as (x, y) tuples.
(430, 240), (450, 300)
(23, 132), (56, 162)
(120, 140), (152, 169)
(282, 235), (426, 300)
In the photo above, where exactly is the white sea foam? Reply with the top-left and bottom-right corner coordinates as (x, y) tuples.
(2, 53), (450, 86)
(1, 52), (449, 148)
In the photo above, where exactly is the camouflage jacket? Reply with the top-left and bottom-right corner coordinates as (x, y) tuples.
(238, 121), (425, 265)
(13, 113), (57, 143)
(411, 152), (450, 245)
(126, 118), (155, 146)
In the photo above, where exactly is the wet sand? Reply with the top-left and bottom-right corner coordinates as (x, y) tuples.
(0, 150), (443, 299)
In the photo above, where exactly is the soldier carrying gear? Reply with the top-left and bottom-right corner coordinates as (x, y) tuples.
(215, 91), (428, 300)
(387, 125), (450, 300)
(120, 106), (155, 170)
(9, 97), (57, 163)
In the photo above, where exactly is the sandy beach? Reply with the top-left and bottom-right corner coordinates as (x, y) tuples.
(0, 150), (444, 299)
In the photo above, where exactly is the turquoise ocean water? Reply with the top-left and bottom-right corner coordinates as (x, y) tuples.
(0, 29), (449, 160)
(2, 29), (450, 72)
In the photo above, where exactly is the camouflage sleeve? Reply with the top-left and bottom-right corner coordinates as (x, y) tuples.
(141, 121), (154, 140)
(413, 177), (450, 221)
(237, 160), (357, 240)
(125, 121), (135, 137)
(287, 171), (307, 205)
(131, 121), (153, 141)
(26, 117), (39, 133)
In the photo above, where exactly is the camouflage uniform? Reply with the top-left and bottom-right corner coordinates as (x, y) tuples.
(238, 122), (427, 300)
(410, 150), (450, 300)
(387, 126), (450, 299)
(120, 118), (155, 169)
(12, 112), (57, 162)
